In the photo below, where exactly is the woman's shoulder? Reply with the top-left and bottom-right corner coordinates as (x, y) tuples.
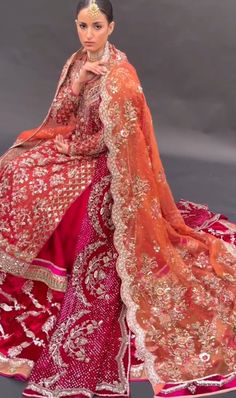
(58, 48), (85, 81)
(64, 47), (85, 66)
(108, 46), (143, 97)
(109, 44), (138, 75)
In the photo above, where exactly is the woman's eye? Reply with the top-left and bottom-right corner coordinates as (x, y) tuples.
(95, 25), (102, 30)
(79, 24), (86, 29)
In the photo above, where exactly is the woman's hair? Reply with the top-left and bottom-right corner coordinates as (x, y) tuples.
(76, 0), (113, 23)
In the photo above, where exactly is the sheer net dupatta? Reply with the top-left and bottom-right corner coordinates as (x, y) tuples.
(100, 47), (236, 395)
(0, 48), (86, 167)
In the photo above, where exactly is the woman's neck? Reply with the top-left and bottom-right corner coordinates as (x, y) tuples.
(87, 44), (106, 62)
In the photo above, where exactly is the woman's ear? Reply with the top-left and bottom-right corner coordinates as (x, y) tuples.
(108, 21), (115, 36)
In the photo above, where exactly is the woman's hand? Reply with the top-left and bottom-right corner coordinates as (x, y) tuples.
(78, 60), (108, 84)
(55, 135), (69, 155)
(72, 61), (108, 95)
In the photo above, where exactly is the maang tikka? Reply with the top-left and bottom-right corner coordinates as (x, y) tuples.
(88, 0), (101, 19)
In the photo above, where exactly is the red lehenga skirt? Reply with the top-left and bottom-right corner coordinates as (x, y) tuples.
(0, 152), (130, 398)
(1, 151), (236, 398)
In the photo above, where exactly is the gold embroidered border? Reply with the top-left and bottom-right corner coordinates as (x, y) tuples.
(24, 383), (94, 398)
(0, 352), (33, 379)
(155, 372), (236, 396)
(0, 250), (67, 292)
(96, 304), (131, 394)
(130, 364), (146, 380)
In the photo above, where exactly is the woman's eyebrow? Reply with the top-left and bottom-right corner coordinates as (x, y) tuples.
(77, 20), (104, 24)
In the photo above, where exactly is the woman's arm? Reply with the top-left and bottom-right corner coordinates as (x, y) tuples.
(50, 73), (81, 126)
(51, 58), (107, 126)
(54, 129), (107, 157)
(68, 129), (107, 157)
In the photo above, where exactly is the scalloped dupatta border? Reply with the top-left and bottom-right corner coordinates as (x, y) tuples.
(99, 51), (164, 396)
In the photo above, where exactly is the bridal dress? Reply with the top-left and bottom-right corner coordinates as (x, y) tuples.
(1, 41), (236, 398)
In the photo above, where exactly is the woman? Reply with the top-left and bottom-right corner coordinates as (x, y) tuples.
(1, 1), (236, 397)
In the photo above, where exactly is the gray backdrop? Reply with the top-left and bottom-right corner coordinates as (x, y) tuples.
(0, 0), (236, 397)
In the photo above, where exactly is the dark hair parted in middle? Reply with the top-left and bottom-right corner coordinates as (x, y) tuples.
(76, 0), (113, 23)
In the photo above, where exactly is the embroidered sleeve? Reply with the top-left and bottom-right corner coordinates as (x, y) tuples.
(50, 75), (81, 126)
(68, 130), (107, 158)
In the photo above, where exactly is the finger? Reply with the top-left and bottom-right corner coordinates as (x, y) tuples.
(96, 66), (107, 72)
(90, 67), (105, 75)
(55, 135), (62, 143)
(96, 65), (108, 73)
(88, 70), (100, 76)
(86, 64), (103, 73)
(56, 142), (63, 149)
(97, 61), (107, 66)
(86, 66), (99, 74)
(90, 69), (101, 75)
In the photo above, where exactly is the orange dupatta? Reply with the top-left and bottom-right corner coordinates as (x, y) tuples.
(100, 45), (236, 395)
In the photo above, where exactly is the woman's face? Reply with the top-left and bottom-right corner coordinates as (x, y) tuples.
(76, 7), (115, 53)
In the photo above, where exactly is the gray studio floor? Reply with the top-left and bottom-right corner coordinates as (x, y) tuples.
(1, 154), (236, 397)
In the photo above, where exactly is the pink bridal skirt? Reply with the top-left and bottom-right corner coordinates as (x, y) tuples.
(0, 152), (236, 397)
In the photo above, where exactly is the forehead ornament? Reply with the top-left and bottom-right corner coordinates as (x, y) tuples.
(88, 0), (101, 19)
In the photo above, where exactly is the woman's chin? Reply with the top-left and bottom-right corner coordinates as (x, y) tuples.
(84, 44), (97, 51)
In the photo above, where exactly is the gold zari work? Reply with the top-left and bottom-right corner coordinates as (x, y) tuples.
(98, 44), (236, 395)
(88, 0), (101, 19)
(1, 41), (236, 397)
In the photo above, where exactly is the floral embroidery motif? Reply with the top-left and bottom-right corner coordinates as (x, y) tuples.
(85, 249), (118, 299)
(88, 174), (114, 238)
(63, 319), (104, 362)
(48, 311), (91, 369)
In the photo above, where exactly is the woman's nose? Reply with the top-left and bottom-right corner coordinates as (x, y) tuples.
(86, 27), (94, 39)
